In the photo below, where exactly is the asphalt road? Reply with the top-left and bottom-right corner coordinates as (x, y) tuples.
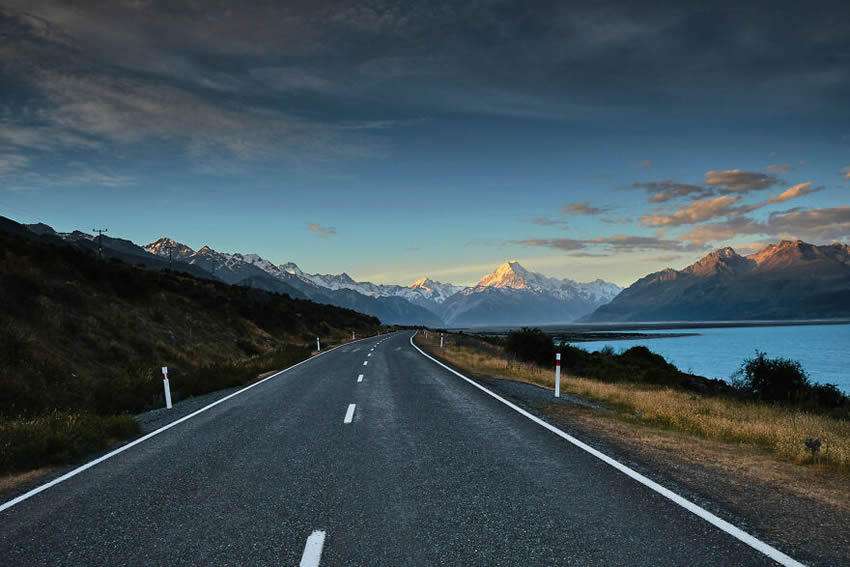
(1, 332), (792, 566)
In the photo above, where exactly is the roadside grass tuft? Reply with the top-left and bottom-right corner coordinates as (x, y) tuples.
(0, 412), (140, 474)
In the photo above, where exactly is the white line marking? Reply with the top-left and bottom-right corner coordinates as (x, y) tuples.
(408, 333), (804, 567)
(367, 353), (372, 357)
(299, 530), (326, 567)
(357, 374), (364, 382)
(363, 360), (368, 366)
(344, 403), (356, 424)
(0, 335), (380, 514)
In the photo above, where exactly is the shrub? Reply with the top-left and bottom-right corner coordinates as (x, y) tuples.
(733, 351), (811, 403)
(505, 328), (555, 367)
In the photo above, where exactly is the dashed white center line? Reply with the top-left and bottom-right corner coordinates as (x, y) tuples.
(357, 374), (364, 382)
(363, 360), (368, 366)
(299, 530), (326, 567)
(343, 403), (356, 424)
(367, 353), (372, 357)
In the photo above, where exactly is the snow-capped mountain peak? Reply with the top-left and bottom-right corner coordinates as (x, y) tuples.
(477, 260), (536, 290)
(474, 260), (621, 303)
(407, 277), (466, 303)
(280, 262), (303, 276)
(144, 238), (195, 260)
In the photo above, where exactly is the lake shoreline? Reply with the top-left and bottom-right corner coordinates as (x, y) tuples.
(460, 318), (850, 336)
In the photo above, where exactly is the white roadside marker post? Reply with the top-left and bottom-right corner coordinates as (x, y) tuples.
(316, 337), (320, 352)
(440, 333), (444, 348)
(555, 353), (561, 398)
(352, 331), (356, 340)
(425, 330), (428, 339)
(162, 366), (173, 409)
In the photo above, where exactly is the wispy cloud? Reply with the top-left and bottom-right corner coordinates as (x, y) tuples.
(704, 169), (781, 195)
(766, 164), (791, 174)
(639, 159), (654, 168)
(842, 166), (850, 180)
(510, 237), (586, 251)
(528, 216), (569, 229)
(561, 201), (613, 216)
(646, 254), (681, 262)
(624, 180), (713, 203)
(510, 234), (705, 254)
(0, 153), (30, 174)
(307, 223), (337, 239)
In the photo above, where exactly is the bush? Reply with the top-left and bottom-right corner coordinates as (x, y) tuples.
(505, 328), (555, 367)
(733, 351), (810, 403)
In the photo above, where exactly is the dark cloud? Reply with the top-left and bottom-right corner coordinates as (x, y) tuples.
(3, 0), (849, 123)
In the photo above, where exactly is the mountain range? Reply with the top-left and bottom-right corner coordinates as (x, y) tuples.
(583, 240), (850, 322)
(141, 238), (621, 326)
(17, 220), (620, 326)
(15, 218), (849, 325)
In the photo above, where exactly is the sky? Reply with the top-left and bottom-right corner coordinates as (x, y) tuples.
(1, 0), (849, 287)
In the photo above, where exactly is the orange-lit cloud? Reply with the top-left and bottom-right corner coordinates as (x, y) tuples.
(640, 195), (740, 227)
(306, 223), (337, 238)
(766, 182), (821, 204)
(704, 169), (780, 194)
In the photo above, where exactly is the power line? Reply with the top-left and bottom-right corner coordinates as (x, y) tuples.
(164, 242), (174, 270)
(92, 228), (108, 259)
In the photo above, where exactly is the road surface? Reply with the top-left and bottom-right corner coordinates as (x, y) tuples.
(1, 332), (796, 565)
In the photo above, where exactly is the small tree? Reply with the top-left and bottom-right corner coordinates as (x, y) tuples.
(733, 351), (810, 403)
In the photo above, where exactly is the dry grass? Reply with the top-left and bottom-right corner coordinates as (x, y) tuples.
(0, 467), (53, 495)
(416, 333), (850, 472)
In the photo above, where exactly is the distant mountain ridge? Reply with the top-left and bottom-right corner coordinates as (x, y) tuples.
(584, 240), (850, 322)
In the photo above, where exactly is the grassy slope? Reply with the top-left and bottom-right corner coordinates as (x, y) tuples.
(0, 225), (381, 473)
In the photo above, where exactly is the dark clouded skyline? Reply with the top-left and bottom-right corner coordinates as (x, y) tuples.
(1, 1), (848, 285)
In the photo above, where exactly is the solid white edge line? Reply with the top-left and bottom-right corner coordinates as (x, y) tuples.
(357, 374), (364, 383)
(343, 403), (356, 424)
(0, 334), (384, 514)
(408, 332), (805, 567)
(299, 530), (326, 567)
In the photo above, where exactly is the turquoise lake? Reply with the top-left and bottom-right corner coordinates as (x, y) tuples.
(566, 323), (850, 394)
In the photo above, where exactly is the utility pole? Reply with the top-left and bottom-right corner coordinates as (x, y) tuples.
(92, 228), (107, 259)
(164, 243), (175, 270)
